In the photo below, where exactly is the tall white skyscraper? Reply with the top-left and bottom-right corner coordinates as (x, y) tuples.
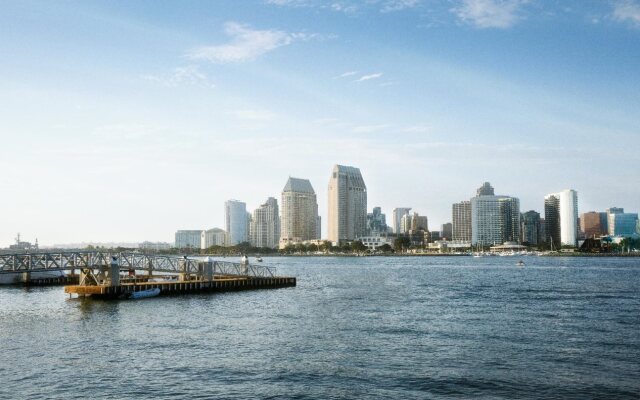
(281, 177), (319, 244)
(250, 197), (280, 249)
(392, 208), (412, 234)
(544, 189), (578, 248)
(224, 199), (248, 246)
(327, 165), (367, 243)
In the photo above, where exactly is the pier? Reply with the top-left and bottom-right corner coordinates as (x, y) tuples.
(0, 251), (295, 297)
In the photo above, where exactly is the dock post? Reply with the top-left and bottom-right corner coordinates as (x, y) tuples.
(105, 256), (120, 287)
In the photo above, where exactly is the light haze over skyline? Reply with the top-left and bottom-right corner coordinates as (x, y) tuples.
(1, 0), (639, 245)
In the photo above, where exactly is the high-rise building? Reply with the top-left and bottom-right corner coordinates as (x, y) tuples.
(281, 177), (319, 245)
(521, 210), (541, 245)
(441, 223), (452, 240)
(580, 212), (605, 238)
(225, 200), (248, 246)
(471, 183), (520, 247)
(250, 197), (280, 248)
(201, 228), (226, 249)
(476, 182), (495, 196)
(606, 207), (625, 235)
(544, 189), (578, 248)
(367, 207), (388, 234)
(609, 212), (639, 237)
(392, 208), (411, 234)
(327, 165), (367, 243)
(175, 230), (202, 249)
(599, 212), (609, 235)
(452, 201), (472, 242)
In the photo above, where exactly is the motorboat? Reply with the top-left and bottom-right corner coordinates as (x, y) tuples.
(256, 257), (263, 262)
(516, 260), (525, 267)
(128, 288), (161, 299)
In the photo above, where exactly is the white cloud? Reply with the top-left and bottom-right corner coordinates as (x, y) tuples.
(451, 0), (526, 29)
(335, 71), (358, 78)
(381, 0), (420, 13)
(356, 72), (383, 82)
(352, 124), (391, 133)
(233, 109), (278, 121)
(612, 0), (640, 26)
(187, 22), (317, 63)
(141, 66), (214, 88)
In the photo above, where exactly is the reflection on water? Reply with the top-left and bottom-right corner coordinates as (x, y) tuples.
(1, 256), (639, 399)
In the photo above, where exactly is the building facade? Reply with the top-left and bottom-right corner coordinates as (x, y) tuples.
(280, 177), (319, 247)
(580, 211), (605, 238)
(392, 208), (411, 234)
(250, 197), (280, 248)
(327, 165), (367, 243)
(471, 193), (520, 247)
(174, 230), (202, 249)
(452, 201), (472, 242)
(441, 223), (453, 240)
(225, 200), (248, 246)
(544, 189), (579, 248)
(521, 210), (541, 245)
(201, 228), (226, 249)
(609, 212), (639, 237)
(476, 182), (495, 196)
(367, 207), (388, 235)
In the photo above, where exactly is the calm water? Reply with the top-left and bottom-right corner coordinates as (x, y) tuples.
(1, 256), (639, 399)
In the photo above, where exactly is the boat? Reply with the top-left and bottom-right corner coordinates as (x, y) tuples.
(256, 257), (263, 262)
(516, 260), (525, 267)
(128, 288), (161, 299)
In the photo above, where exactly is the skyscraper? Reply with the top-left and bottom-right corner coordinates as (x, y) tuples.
(580, 211), (605, 238)
(392, 208), (411, 234)
(175, 230), (202, 249)
(452, 201), (471, 242)
(544, 189), (578, 248)
(367, 207), (388, 234)
(606, 207), (625, 235)
(225, 200), (248, 246)
(250, 197), (280, 248)
(471, 183), (520, 247)
(609, 212), (639, 237)
(476, 182), (495, 196)
(441, 223), (453, 240)
(281, 177), (319, 244)
(327, 165), (367, 243)
(521, 210), (541, 245)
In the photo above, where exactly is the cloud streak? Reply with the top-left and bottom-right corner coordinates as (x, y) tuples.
(187, 22), (317, 63)
(356, 72), (383, 82)
(451, 0), (526, 29)
(613, 0), (640, 26)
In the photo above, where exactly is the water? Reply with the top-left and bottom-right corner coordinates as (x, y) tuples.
(1, 256), (639, 399)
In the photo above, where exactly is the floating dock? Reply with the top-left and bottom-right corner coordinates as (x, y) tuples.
(65, 275), (296, 298)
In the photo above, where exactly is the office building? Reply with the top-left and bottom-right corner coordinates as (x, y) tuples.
(521, 210), (541, 245)
(471, 183), (520, 247)
(367, 207), (388, 235)
(452, 201), (472, 242)
(606, 207), (625, 235)
(580, 212), (605, 239)
(544, 189), (578, 248)
(392, 208), (411, 234)
(225, 200), (248, 246)
(327, 165), (367, 243)
(609, 212), (639, 237)
(250, 197), (280, 248)
(281, 177), (319, 246)
(476, 182), (495, 196)
(174, 230), (202, 249)
(201, 228), (226, 249)
(441, 223), (453, 240)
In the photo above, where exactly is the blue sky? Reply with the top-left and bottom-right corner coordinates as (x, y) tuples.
(1, 0), (639, 245)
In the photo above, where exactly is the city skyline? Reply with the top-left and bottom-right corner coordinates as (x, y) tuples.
(1, 0), (639, 245)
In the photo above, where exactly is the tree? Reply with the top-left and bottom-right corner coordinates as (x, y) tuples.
(393, 237), (410, 252)
(351, 240), (367, 252)
(378, 243), (393, 253)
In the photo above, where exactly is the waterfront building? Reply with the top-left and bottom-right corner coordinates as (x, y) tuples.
(392, 208), (411, 234)
(441, 223), (452, 240)
(609, 212), (639, 237)
(606, 207), (625, 235)
(471, 184), (520, 247)
(452, 201), (472, 242)
(7, 233), (39, 251)
(544, 189), (578, 248)
(316, 216), (322, 240)
(138, 241), (172, 251)
(356, 234), (393, 251)
(599, 212), (609, 235)
(201, 228), (226, 249)
(327, 165), (367, 243)
(174, 230), (202, 249)
(280, 177), (319, 248)
(225, 200), (248, 246)
(250, 197), (280, 249)
(476, 182), (495, 196)
(367, 207), (388, 235)
(580, 212), (606, 238)
(521, 210), (541, 246)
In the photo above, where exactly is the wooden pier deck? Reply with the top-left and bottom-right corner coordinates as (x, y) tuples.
(64, 275), (296, 298)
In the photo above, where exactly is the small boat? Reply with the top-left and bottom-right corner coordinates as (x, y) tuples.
(516, 260), (525, 267)
(129, 288), (161, 299)
(256, 257), (263, 262)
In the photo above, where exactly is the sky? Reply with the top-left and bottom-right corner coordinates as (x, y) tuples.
(1, 0), (639, 246)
